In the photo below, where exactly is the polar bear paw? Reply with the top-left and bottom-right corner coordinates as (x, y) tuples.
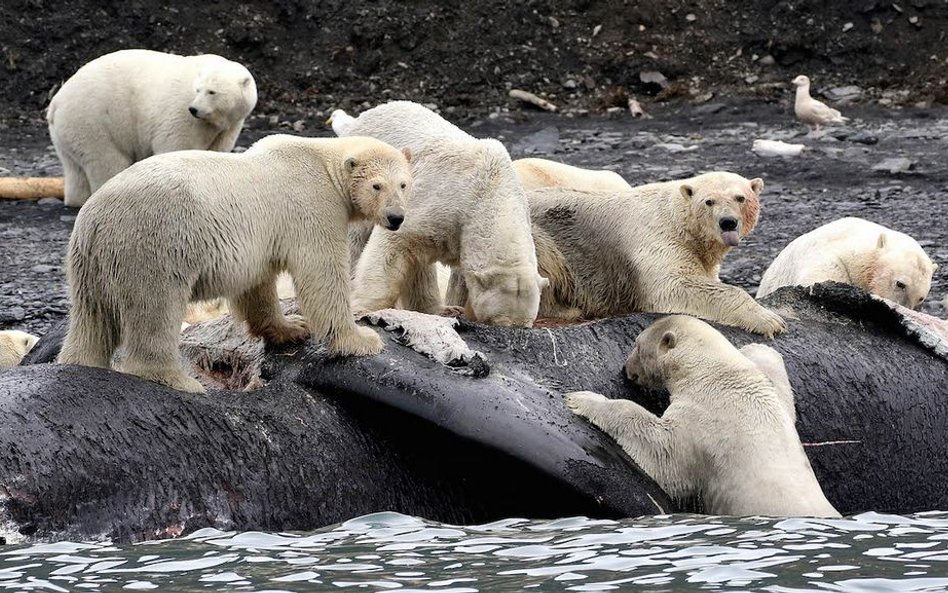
(330, 325), (385, 357)
(565, 390), (608, 416)
(748, 307), (787, 338)
(260, 315), (310, 345)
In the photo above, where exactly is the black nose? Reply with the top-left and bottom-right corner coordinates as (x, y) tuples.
(189, 107), (199, 117)
(386, 213), (404, 230)
(719, 217), (739, 232)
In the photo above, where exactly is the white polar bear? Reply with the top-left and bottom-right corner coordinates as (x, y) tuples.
(0, 330), (39, 368)
(524, 172), (785, 337)
(47, 49), (258, 207)
(757, 217), (937, 309)
(335, 101), (547, 327)
(568, 315), (840, 518)
(57, 135), (412, 393)
(513, 158), (632, 192)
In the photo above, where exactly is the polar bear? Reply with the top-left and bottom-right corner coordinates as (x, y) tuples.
(48, 49), (258, 207)
(0, 330), (39, 369)
(57, 135), (412, 393)
(757, 217), (937, 309)
(513, 158), (632, 192)
(523, 172), (784, 336)
(335, 101), (547, 327)
(567, 315), (840, 517)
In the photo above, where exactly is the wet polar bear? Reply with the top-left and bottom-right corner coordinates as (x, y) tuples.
(335, 101), (547, 327)
(48, 49), (257, 207)
(58, 135), (412, 393)
(513, 158), (632, 192)
(757, 217), (937, 309)
(0, 330), (39, 369)
(567, 315), (840, 517)
(528, 172), (785, 336)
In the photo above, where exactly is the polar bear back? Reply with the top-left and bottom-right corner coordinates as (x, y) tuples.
(513, 158), (632, 192)
(71, 136), (365, 301)
(339, 100), (473, 151)
(757, 217), (933, 298)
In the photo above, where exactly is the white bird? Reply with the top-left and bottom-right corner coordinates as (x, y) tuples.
(792, 75), (848, 132)
(752, 139), (806, 158)
(325, 109), (356, 136)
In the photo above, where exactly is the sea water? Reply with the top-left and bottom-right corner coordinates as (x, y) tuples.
(1, 511), (946, 592)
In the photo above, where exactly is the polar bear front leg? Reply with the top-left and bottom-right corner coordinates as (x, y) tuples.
(351, 229), (413, 316)
(677, 277), (786, 338)
(230, 275), (309, 345)
(292, 244), (383, 357)
(400, 263), (444, 314)
(566, 391), (689, 500)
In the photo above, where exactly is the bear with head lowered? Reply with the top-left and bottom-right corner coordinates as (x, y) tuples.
(757, 217), (937, 309)
(513, 158), (632, 192)
(335, 101), (548, 327)
(0, 330), (39, 369)
(47, 49), (257, 207)
(567, 315), (840, 518)
(527, 171), (785, 336)
(57, 135), (412, 393)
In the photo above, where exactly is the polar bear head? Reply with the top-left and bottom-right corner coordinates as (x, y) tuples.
(464, 266), (549, 327)
(870, 233), (937, 309)
(188, 59), (258, 130)
(345, 142), (413, 231)
(0, 330), (40, 368)
(624, 315), (733, 390)
(679, 172), (764, 249)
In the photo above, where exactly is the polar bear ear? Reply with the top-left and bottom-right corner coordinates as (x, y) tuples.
(240, 77), (253, 88)
(401, 148), (412, 163)
(750, 178), (765, 195)
(538, 276), (550, 290)
(679, 184), (694, 199)
(876, 233), (888, 250)
(660, 330), (677, 351)
(345, 157), (358, 172)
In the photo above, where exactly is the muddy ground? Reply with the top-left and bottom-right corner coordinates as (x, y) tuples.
(2, 100), (946, 337)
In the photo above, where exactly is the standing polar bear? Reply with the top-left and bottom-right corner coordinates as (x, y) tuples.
(757, 217), (937, 309)
(525, 172), (785, 336)
(512, 158), (632, 192)
(58, 135), (412, 393)
(567, 315), (840, 517)
(48, 49), (258, 207)
(334, 101), (547, 327)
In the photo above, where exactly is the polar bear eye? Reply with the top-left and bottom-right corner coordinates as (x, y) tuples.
(734, 195), (745, 203)
(372, 183), (382, 191)
(896, 281), (907, 289)
(400, 182), (407, 189)
(207, 90), (216, 95)
(705, 199), (715, 206)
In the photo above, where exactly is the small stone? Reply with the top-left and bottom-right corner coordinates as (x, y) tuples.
(37, 197), (61, 207)
(685, 13), (697, 21)
(843, 22), (854, 31)
(745, 75), (759, 84)
(871, 19), (884, 33)
(872, 157), (915, 174)
(30, 265), (56, 274)
(562, 79), (578, 89)
(60, 215), (77, 222)
(759, 55), (776, 66)
(292, 120), (305, 133)
(268, 115), (279, 126)
(639, 70), (668, 88)
(849, 132), (879, 145)
(548, 16), (560, 28)
(824, 86), (863, 102)
(2, 307), (26, 322)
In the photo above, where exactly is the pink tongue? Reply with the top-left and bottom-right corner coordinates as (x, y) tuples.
(722, 230), (740, 246)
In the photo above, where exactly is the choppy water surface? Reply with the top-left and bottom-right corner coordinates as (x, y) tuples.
(1, 512), (946, 592)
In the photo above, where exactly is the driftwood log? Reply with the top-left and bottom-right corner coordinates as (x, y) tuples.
(0, 177), (64, 200)
(5, 283), (948, 543)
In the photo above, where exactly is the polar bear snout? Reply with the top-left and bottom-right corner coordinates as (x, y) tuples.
(188, 106), (200, 118)
(384, 208), (405, 231)
(719, 216), (739, 232)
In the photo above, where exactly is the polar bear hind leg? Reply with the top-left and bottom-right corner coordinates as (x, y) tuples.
(58, 297), (120, 368)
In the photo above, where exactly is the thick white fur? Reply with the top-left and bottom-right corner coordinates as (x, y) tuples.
(513, 158), (632, 192)
(57, 135), (412, 393)
(48, 49), (258, 207)
(0, 330), (39, 368)
(528, 172), (785, 337)
(757, 217), (937, 309)
(337, 101), (547, 327)
(568, 315), (840, 517)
